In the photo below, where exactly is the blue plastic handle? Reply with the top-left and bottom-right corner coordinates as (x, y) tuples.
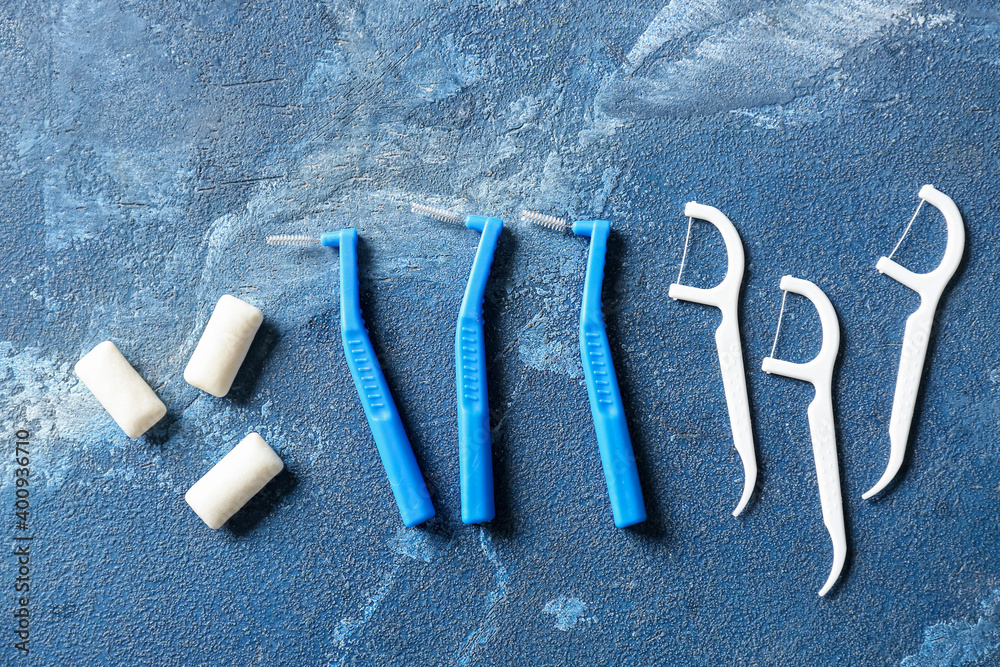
(572, 220), (646, 528)
(456, 215), (503, 524)
(321, 229), (435, 527)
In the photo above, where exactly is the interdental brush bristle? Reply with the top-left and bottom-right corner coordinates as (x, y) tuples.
(521, 210), (570, 232)
(410, 202), (464, 224)
(265, 234), (321, 246)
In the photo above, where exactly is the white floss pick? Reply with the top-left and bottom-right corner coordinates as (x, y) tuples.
(762, 276), (845, 597)
(185, 432), (284, 529)
(74, 341), (167, 438)
(184, 295), (264, 397)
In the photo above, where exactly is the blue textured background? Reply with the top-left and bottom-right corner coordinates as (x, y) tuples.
(1, 1), (998, 665)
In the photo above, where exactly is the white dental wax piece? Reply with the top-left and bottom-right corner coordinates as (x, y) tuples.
(184, 295), (264, 397)
(74, 341), (167, 438)
(185, 432), (284, 529)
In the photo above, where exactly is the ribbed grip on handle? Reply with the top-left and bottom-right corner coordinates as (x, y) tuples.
(583, 324), (646, 528)
(343, 331), (392, 420)
(455, 216), (502, 524)
(581, 323), (620, 416)
(457, 316), (493, 523)
(573, 220), (646, 528)
(340, 331), (434, 527)
(336, 228), (433, 527)
(575, 218), (646, 528)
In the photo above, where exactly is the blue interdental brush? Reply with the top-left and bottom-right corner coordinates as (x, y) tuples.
(266, 230), (435, 527)
(410, 202), (503, 524)
(521, 210), (646, 528)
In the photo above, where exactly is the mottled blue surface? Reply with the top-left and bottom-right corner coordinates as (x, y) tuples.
(1, 1), (998, 665)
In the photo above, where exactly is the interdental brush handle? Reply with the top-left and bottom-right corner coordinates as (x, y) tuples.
(668, 201), (756, 516)
(321, 229), (435, 527)
(456, 215), (503, 524)
(573, 220), (646, 528)
(762, 275), (845, 597)
(864, 184), (965, 499)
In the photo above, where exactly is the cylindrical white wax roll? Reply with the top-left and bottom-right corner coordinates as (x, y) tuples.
(184, 295), (264, 397)
(74, 341), (167, 438)
(185, 433), (284, 529)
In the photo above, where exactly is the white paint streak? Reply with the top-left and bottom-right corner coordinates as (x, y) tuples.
(543, 595), (591, 631)
(326, 567), (399, 667)
(910, 11), (955, 29)
(393, 527), (446, 562)
(624, 0), (752, 74)
(0, 343), (92, 441)
(600, 0), (921, 118)
(518, 327), (583, 379)
(323, 529), (445, 665)
(456, 528), (510, 665)
(901, 589), (1000, 666)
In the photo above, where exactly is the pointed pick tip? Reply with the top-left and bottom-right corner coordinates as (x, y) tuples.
(731, 487), (752, 517)
(863, 468), (897, 500)
(818, 568), (840, 597)
(732, 457), (756, 517)
(818, 535), (847, 597)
